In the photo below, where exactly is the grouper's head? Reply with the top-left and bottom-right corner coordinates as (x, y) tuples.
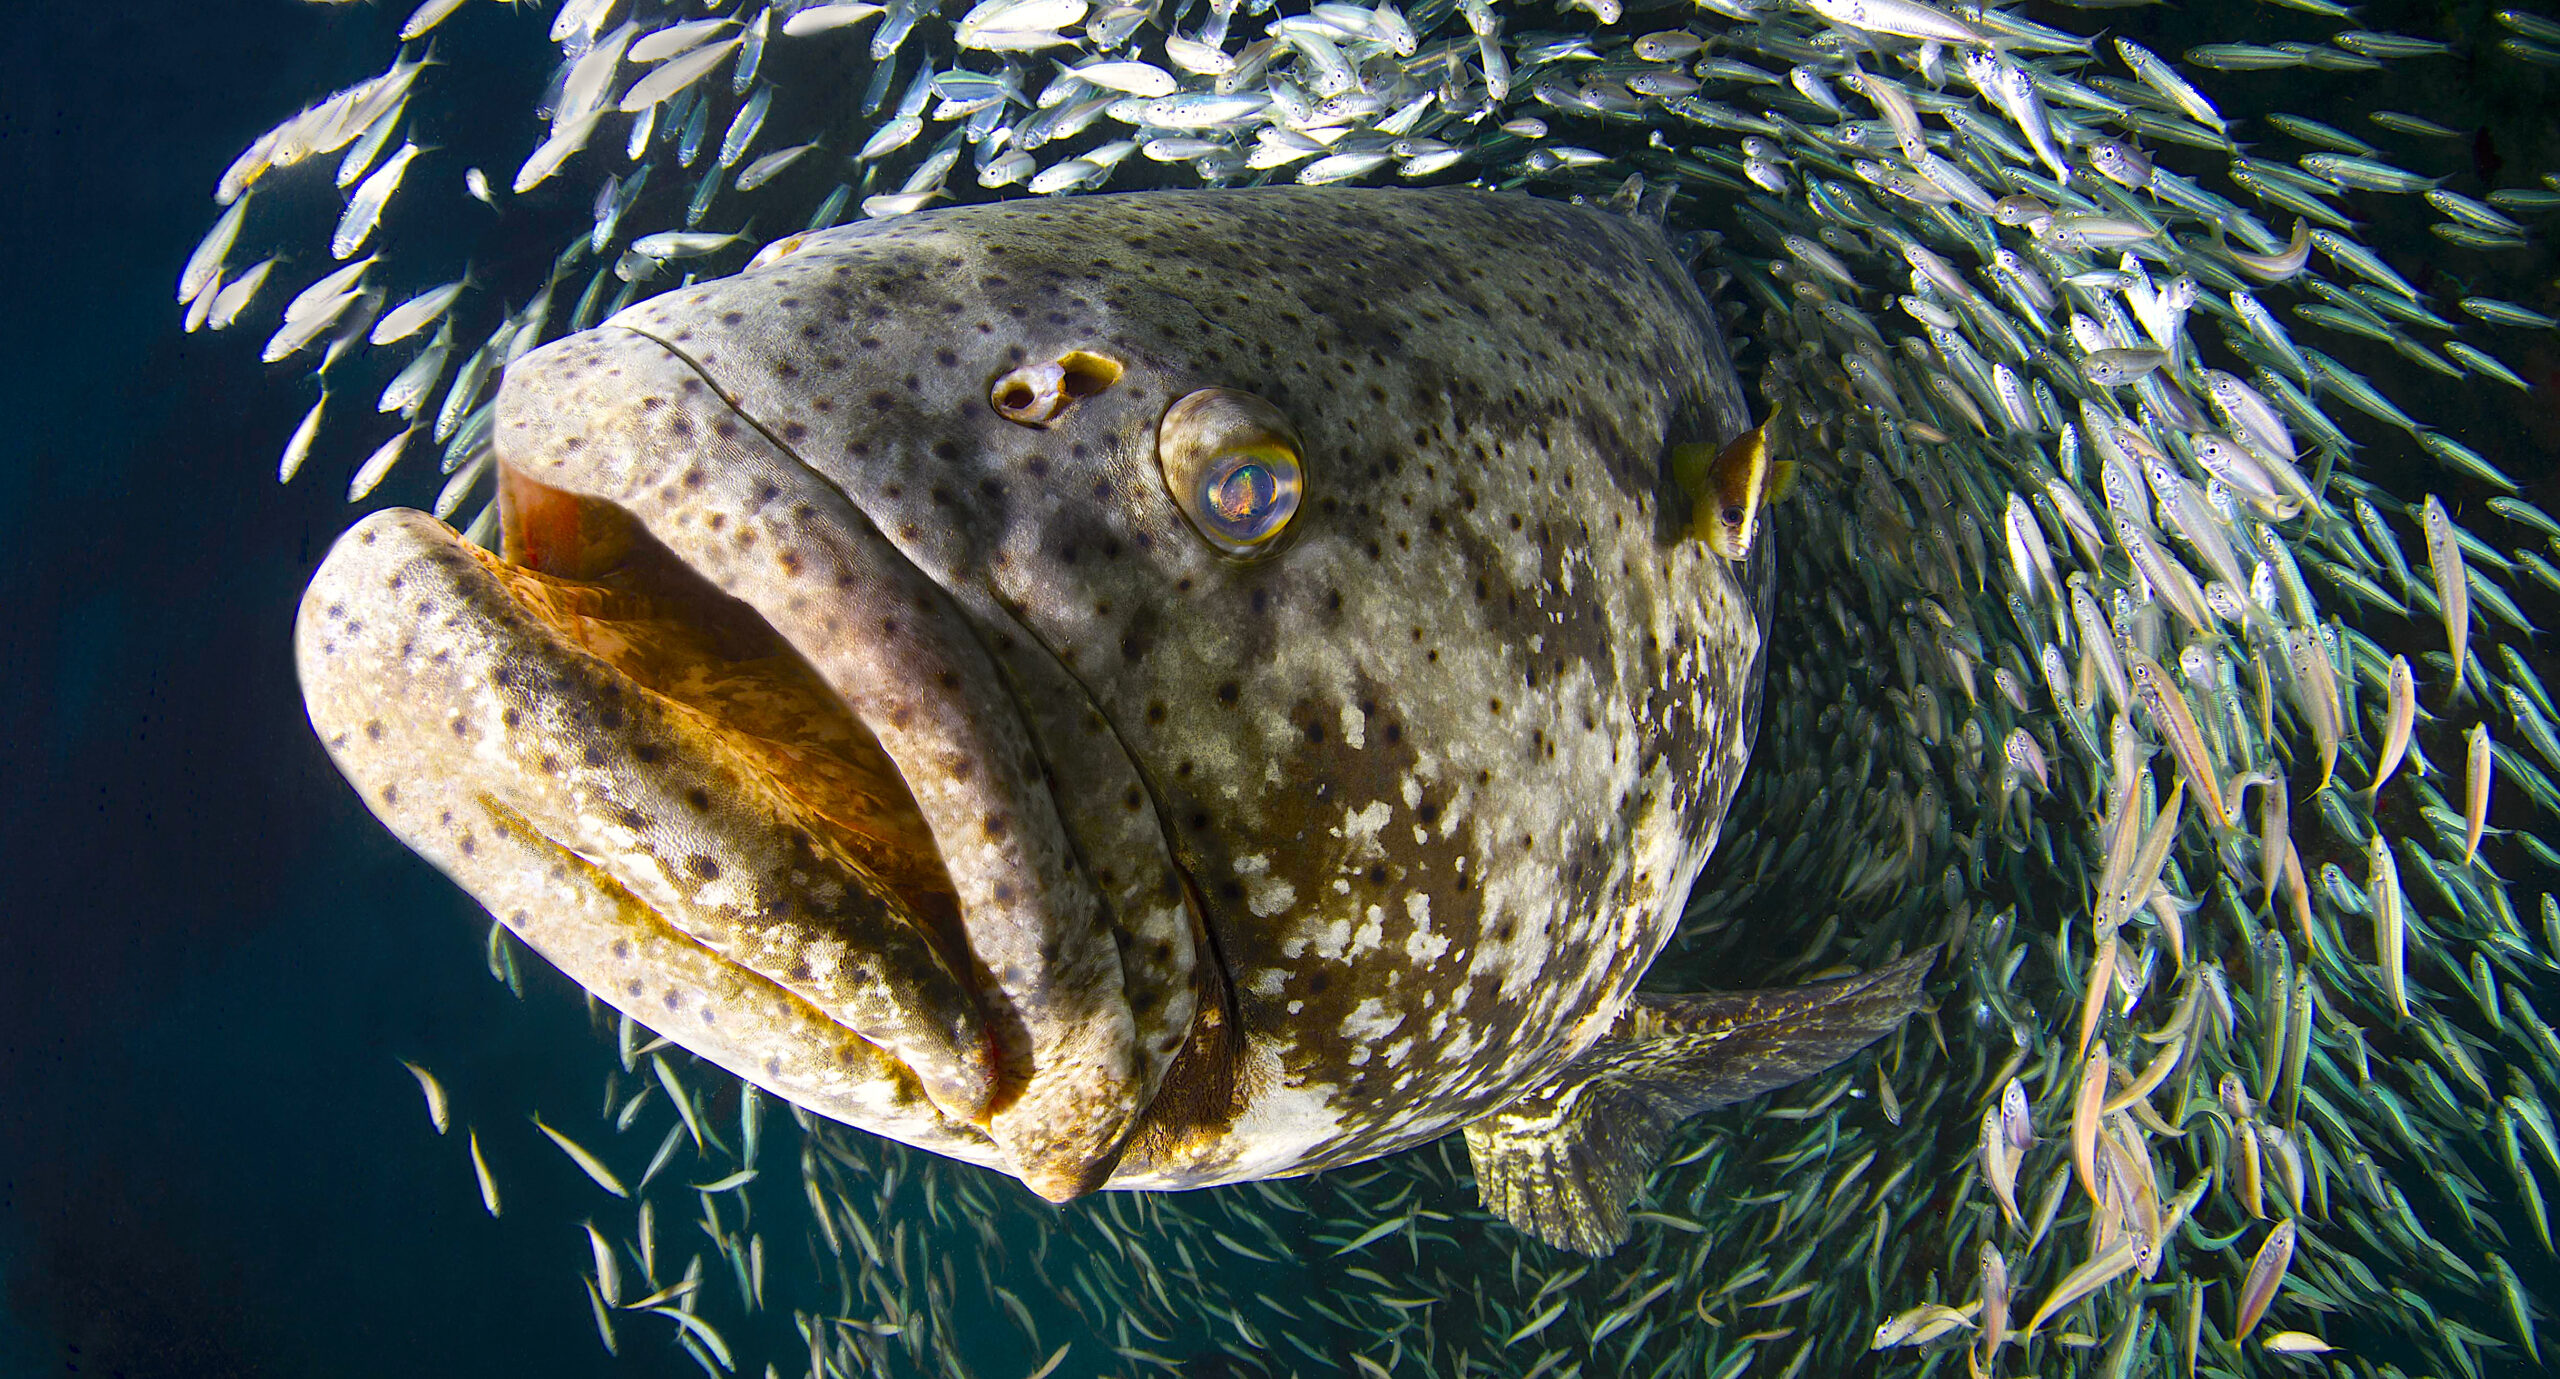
(297, 187), (1764, 1198)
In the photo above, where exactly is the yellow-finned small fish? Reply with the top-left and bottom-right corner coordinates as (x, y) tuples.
(1675, 418), (1794, 560)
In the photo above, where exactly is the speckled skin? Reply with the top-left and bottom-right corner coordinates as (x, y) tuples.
(297, 187), (1766, 1198)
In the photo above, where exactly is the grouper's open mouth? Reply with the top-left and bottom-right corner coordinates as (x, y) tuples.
(296, 326), (1202, 1200)
(490, 466), (999, 1117)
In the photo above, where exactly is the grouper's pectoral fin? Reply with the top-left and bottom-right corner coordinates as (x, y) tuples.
(1463, 950), (1937, 1255)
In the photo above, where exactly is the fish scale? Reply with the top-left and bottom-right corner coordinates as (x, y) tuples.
(197, 0), (2560, 1372)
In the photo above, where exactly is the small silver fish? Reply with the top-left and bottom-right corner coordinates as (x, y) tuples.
(402, 1059), (451, 1134)
(2368, 655), (2417, 797)
(2420, 495), (2471, 698)
(2236, 1219), (2296, 1337)
(533, 1113), (630, 1197)
(1807, 0), (1987, 47)
(372, 279), (467, 347)
(179, 195), (248, 306)
(206, 256), (278, 332)
(2369, 832), (2409, 1019)
(468, 1126), (502, 1217)
(618, 38), (743, 113)
(2465, 725), (2494, 864)
(2080, 347), (2168, 386)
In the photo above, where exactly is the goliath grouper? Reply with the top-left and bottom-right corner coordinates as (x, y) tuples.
(295, 186), (1928, 1253)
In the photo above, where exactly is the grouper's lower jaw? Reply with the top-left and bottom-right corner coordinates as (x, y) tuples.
(293, 501), (1141, 1197)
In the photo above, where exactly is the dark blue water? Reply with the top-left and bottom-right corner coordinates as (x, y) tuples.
(0, 5), (699, 1374)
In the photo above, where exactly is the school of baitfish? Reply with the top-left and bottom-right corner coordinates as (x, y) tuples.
(185, 0), (2558, 1374)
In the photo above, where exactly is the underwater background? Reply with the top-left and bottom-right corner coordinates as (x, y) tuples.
(0, 6), (717, 1375)
(2, 0), (2558, 1377)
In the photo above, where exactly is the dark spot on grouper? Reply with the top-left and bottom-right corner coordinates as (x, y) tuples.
(293, 188), (1930, 1250)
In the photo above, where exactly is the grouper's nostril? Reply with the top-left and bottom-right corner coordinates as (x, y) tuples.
(989, 350), (1125, 428)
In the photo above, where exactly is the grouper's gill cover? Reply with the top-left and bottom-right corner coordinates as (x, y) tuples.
(298, 187), (1898, 1217)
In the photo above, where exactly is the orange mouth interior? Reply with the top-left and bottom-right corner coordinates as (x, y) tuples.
(489, 464), (965, 942)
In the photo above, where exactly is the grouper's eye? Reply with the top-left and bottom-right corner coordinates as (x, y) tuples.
(1158, 388), (1304, 558)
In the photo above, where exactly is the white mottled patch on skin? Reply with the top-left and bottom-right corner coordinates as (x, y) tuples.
(1249, 876), (1297, 917)
(1257, 707), (1296, 747)
(1338, 700), (1365, 750)
(1430, 792), (1465, 841)
(1337, 799), (1392, 851)
(1232, 853), (1298, 917)
(1348, 903), (1385, 958)
(1250, 968), (1289, 996)
(1340, 995), (1404, 1045)
(1283, 915), (1354, 961)
(691, 874), (749, 915)
(1384, 1036), (1415, 1067)
(1440, 1023), (1481, 1063)
(1400, 891), (1449, 964)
